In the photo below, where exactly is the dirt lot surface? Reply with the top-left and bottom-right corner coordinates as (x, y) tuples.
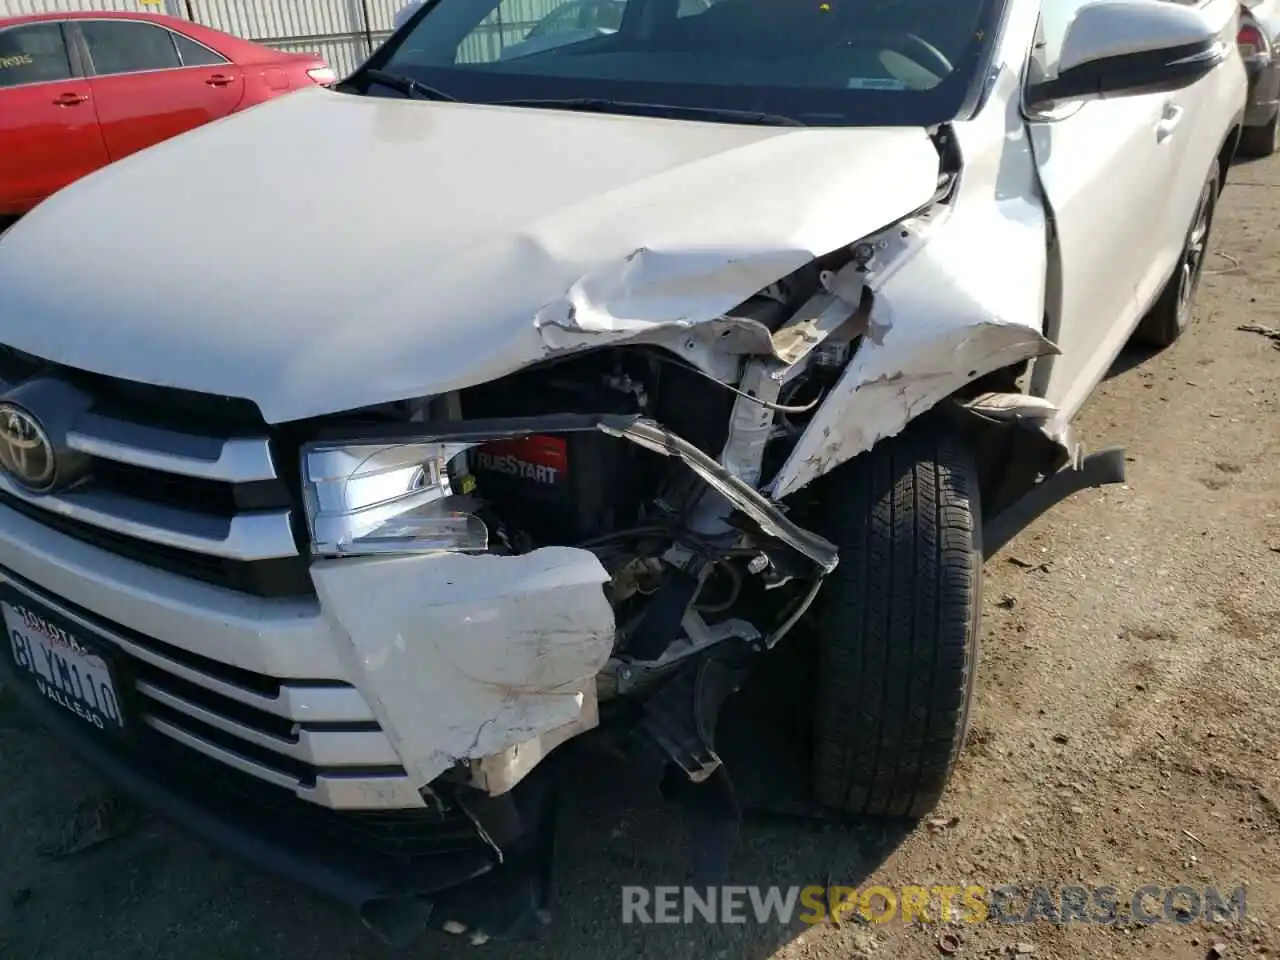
(2, 157), (1279, 960)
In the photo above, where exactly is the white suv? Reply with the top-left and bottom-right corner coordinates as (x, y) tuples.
(0, 0), (1245, 944)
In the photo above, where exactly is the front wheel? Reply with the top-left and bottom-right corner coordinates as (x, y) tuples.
(1132, 163), (1220, 348)
(810, 422), (982, 819)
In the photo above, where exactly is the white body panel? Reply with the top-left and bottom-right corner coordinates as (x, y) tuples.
(1029, 0), (1246, 418)
(313, 548), (615, 788)
(1027, 93), (1180, 414)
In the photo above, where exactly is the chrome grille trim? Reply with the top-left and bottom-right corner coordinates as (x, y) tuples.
(15, 584), (376, 722)
(0, 472), (297, 561)
(4, 575), (416, 808)
(143, 717), (423, 809)
(1, 365), (303, 573)
(66, 414), (277, 483)
(137, 680), (401, 767)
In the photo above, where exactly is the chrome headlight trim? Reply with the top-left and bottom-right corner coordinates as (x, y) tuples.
(301, 439), (488, 557)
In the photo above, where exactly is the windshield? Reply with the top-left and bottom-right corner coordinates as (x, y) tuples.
(356, 0), (1003, 126)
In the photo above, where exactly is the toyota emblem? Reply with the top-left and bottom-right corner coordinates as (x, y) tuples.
(0, 403), (57, 492)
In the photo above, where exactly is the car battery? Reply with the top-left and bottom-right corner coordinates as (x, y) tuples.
(468, 430), (631, 544)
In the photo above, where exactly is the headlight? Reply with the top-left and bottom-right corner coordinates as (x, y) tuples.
(301, 441), (488, 556)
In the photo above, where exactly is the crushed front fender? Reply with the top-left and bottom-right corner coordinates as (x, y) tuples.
(768, 175), (1059, 501)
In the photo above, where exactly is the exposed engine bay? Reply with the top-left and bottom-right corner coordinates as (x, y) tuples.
(301, 258), (873, 834)
(313, 255), (869, 725)
(456, 340), (844, 703)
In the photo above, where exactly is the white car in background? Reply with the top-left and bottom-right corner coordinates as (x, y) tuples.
(0, 0), (1247, 946)
(1238, 0), (1280, 153)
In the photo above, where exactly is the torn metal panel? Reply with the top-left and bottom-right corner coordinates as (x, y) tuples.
(765, 60), (1064, 500)
(769, 204), (1057, 501)
(601, 416), (838, 572)
(536, 256), (874, 385)
(311, 547), (615, 790)
(533, 247), (803, 344)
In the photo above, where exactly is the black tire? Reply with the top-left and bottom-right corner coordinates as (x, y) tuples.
(1238, 113), (1279, 159)
(1132, 163), (1220, 348)
(811, 422), (982, 819)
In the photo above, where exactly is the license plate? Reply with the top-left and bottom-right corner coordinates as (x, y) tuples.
(4, 596), (126, 732)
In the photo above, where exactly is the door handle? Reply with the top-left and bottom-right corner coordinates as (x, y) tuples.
(1156, 102), (1184, 143)
(52, 92), (89, 106)
(205, 74), (234, 87)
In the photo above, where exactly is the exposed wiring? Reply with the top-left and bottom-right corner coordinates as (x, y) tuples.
(777, 376), (826, 435)
(575, 523), (755, 570)
(765, 575), (825, 649)
(694, 560), (743, 614)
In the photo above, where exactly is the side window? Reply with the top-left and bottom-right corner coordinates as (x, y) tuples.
(171, 32), (229, 67)
(80, 20), (181, 76)
(1031, 0), (1096, 80)
(0, 23), (74, 89)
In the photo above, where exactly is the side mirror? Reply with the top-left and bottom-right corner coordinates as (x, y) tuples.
(1027, 0), (1228, 109)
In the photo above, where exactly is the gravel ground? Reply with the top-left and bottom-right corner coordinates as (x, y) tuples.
(1, 155), (1278, 960)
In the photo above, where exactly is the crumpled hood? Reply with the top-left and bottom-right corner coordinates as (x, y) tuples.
(0, 87), (942, 423)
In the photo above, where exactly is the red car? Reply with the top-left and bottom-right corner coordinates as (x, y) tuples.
(0, 11), (336, 218)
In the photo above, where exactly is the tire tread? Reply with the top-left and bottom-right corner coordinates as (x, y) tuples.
(812, 423), (981, 819)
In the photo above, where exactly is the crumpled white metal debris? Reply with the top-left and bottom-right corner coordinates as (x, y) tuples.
(312, 547), (615, 788)
(769, 172), (1059, 499)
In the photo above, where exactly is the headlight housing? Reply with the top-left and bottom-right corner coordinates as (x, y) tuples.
(301, 441), (488, 557)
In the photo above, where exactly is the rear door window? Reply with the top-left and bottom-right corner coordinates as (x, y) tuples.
(80, 20), (181, 76)
(172, 31), (229, 67)
(0, 22), (74, 88)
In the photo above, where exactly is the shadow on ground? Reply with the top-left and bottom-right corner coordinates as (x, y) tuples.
(1103, 344), (1163, 381)
(394, 635), (912, 958)
(0, 634), (912, 960)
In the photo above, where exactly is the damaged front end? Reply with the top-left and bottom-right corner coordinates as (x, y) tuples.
(302, 370), (847, 941)
(298, 309), (861, 941)
(295, 131), (1124, 943)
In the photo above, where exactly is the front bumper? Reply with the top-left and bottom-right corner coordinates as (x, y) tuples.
(0, 498), (572, 940)
(0, 639), (570, 942)
(0, 499), (430, 809)
(0, 489), (617, 805)
(0, 407), (834, 938)
(0, 643), (492, 907)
